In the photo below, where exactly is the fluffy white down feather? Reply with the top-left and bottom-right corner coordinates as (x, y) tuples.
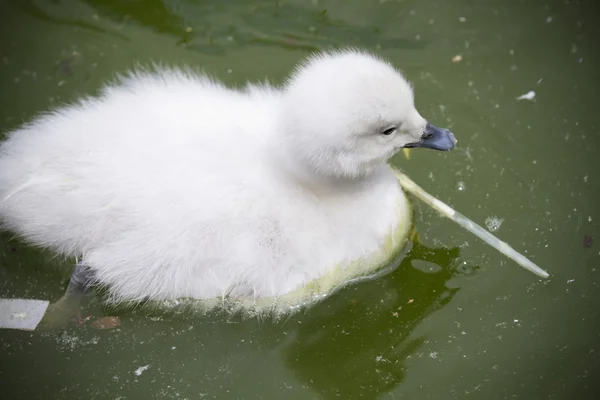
(0, 49), (428, 306)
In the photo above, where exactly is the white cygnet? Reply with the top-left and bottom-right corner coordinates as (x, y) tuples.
(0, 49), (456, 312)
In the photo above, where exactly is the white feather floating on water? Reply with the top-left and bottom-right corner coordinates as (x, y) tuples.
(516, 90), (536, 101)
(392, 168), (549, 279)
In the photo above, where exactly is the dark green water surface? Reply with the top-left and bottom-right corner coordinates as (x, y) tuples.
(1, 0), (599, 399)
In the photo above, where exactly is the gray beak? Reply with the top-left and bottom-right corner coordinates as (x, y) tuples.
(405, 122), (457, 151)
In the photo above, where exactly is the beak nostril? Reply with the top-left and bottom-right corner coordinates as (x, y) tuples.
(422, 131), (433, 140)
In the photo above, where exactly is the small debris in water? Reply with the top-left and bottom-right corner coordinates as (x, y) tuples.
(185, 26), (193, 33)
(485, 216), (504, 232)
(459, 17), (467, 22)
(55, 331), (100, 351)
(583, 234), (593, 248)
(73, 315), (92, 326)
(567, 279), (575, 284)
(452, 55), (463, 63)
(57, 59), (73, 76)
(91, 316), (121, 329)
(546, 16), (553, 23)
(516, 91), (536, 101)
(407, 299), (414, 304)
(456, 181), (466, 191)
(134, 365), (150, 376)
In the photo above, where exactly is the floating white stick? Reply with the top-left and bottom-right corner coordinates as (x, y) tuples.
(0, 298), (49, 330)
(392, 168), (549, 278)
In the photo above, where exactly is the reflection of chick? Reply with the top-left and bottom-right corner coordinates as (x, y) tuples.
(284, 233), (466, 399)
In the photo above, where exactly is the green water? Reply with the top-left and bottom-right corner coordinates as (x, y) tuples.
(1, 0), (599, 398)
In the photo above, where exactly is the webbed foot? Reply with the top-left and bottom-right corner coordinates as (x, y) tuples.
(39, 262), (94, 329)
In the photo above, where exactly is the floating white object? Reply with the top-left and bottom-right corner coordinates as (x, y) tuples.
(392, 168), (550, 278)
(516, 90), (536, 101)
(0, 298), (49, 331)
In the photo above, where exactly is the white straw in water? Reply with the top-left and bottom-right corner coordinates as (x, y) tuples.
(392, 168), (549, 279)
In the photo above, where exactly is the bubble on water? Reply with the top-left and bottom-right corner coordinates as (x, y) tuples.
(485, 216), (504, 232)
(456, 181), (466, 191)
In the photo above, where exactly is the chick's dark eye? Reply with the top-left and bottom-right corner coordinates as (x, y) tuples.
(381, 126), (397, 136)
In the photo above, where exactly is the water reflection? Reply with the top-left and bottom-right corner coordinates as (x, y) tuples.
(83, 0), (185, 35)
(283, 234), (464, 398)
(9, 0), (129, 40)
(11, 0), (426, 55)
